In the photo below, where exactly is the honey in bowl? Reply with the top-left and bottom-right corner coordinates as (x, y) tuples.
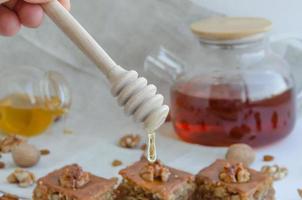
(0, 93), (66, 137)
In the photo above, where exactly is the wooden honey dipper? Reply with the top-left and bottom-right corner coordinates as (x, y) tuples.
(0, 0), (169, 130)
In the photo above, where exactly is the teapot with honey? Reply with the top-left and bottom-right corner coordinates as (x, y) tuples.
(145, 17), (302, 147)
(0, 66), (71, 137)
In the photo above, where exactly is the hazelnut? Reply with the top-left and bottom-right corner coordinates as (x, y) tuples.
(12, 143), (40, 168)
(226, 143), (255, 166)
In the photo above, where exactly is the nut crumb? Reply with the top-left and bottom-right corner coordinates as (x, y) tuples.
(0, 135), (26, 153)
(140, 144), (147, 151)
(112, 160), (123, 167)
(140, 160), (171, 182)
(40, 149), (50, 156)
(63, 128), (73, 135)
(298, 189), (302, 198)
(7, 168), (35, 188)
(59, 164), (90, 189)
(0, 161), (5, 169)
(119, 134), (141, 149)
(261, 165), (288, 181)
(219, 162), (250, 183)
(0, 193), (19, 200)
(263, 155), (274, 162)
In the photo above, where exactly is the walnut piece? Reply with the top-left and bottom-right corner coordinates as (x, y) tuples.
(140, 143), (147, 151)
(112, 160), (123, 167)
(0, 161), (5, 169)
(0, 135), (25, 153)
(58, 164), (90, 189)
(140, 160), (171, 182)
(263, 155), (274, 162)
(119, 134), (141, 149)
(298, 188), (302, 198)
(219, 162), (250, 183)
(7, 168), (35, 188)
(40, 149), (50, 156)
(0, 193), (19, 200)
(261, 165), (288, 181)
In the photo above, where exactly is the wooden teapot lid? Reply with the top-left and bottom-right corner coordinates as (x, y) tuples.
(191, 17), (272, 41)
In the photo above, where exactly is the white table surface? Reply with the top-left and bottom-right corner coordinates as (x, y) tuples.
(0, 116), (301, 200)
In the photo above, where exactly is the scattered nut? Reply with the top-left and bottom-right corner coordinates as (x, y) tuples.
(140, 160), (171, 182)
(0, 161), (5, 169)
(63, 128), (73, 135)
(59, 164), (90, 189)
(219, 162), (250, 183)
(12, 143), (40, 168)
(0, 193), (19, 200)
(7, 168), (35, 188)
(0, 135), (26, 153)
(112, 160), (123, 167)
(298, 188), (302, 198)
(119, 134), (141, 149)
(40, 149), (50, 156)
(263, 155), (274, 162)
(226, 143), (256, 166)
(261, 165), (288, 181)
(140, 144), (147, 151)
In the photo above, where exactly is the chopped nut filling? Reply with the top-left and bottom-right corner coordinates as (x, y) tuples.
(140, 160), (171, 182)
(0, 136), (25, 153)
(261, 165), (288, 181)
(58, 164), (90, 189)
(219, 162), (250, 183)
(7, 168), (35, 188)
(119, 134), (141, 149)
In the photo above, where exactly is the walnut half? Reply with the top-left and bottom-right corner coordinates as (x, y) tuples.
(0, 135), (25, 153)
(58, 164), (90, 189)
(7, 168), (35, 188)
(219, 162), (250, 183)
(140, 160), (171, 182)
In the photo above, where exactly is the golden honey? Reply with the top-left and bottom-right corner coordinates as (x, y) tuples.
(0, 93), (65, 137)
(147, 131), (157, 163)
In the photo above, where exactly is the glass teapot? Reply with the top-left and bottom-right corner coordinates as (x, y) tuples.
(145, 17), (302, 147)
(0, 65), (71, 137)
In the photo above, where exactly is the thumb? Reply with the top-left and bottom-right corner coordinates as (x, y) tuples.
(24, 0), (70, 10)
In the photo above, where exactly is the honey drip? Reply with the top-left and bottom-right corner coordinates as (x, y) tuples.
(0, 93), (66, 137)
(147, 131), (157, 163)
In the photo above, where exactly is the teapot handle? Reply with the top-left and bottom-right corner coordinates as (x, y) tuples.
(144, 46), (185, 84)
(270, 35), (302, 115)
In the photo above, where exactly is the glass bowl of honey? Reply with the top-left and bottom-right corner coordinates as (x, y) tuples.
(0, 65), (71, 137)
(145, 17), (302, 147)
